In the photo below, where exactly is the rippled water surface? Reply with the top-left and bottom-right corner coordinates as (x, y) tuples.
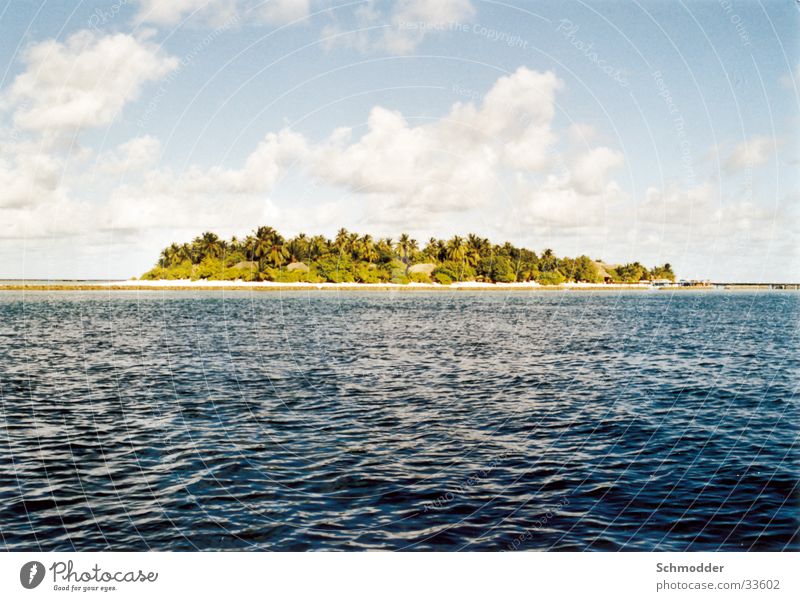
(0, 290), (797, 551)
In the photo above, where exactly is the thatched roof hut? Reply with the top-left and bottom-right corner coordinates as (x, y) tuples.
(592, 261), (617, 282)
(286, 261), (310, 272)
(232, 261), (258, 270)
(408, 263), (437, 275)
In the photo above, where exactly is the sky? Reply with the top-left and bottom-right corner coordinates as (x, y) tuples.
(0, 0), (797, 281)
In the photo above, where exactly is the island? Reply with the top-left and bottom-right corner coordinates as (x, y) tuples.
(140, 227), (676, 286)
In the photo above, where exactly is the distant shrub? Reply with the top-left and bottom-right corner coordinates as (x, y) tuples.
(196, 257), (224, 279)
(355, 263), (383, 283)
(434, 272), (452, 285)
(489, 256), (517, 283)
(257, 268), (277, 281)
(272, 269), (307, 283)
(312, 256), (355, 282)
(140, 267), (165, 280)
(572, 255), (602, 283)
(537, 270), (565, 286)
(301, 268), (325, 283)
(142, 261), (196, 280)
(220, 266), (258, 281)
(435, 261), (475, 282)
(408, 271), (431, 283)
(387, 260), (408, 282)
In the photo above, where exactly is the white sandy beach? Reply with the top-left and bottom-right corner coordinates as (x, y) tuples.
(98, 279), (655, 290)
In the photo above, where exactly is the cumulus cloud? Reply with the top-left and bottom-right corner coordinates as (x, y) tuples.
(569, 147), (624, 195)
(637, 182), (716, 226)
(0, 146), (64, 209)
(635, 181), (786, 245)
(725, 135), (774, 172)
(99, 136), (161, 175)
(0, 126), (306, 238)
(0, 31), (177, 217)
(134, 0), (309, 27)
(514, 172), (624, 232)
(452, 68), (562, 170)
(83, 68), (570, 236)
(6, 31), (177, 132)
(1, 67), (621, 240)
(183, 129), (307, 194)
(312, 106), (497, 214)
(309, 67), (563, 219)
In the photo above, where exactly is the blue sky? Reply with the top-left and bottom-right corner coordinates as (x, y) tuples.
(0, 0), (797, 281)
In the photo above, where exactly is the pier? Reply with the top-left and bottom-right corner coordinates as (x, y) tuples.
(712, 283), (800, 290)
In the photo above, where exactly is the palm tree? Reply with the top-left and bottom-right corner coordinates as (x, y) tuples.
(241, 235), (256, 260)
(358, 234), (378, 263)
(286, 233), (308, 262)
(395, 233), (417, 266)
(195, 231), (223, 260)
(375, 238), (393, 263)
(267, 243), (289, 268)
(158, 243), (182, 267)
(347, 232), (359, 257)
(308, 235), (328, 261)
(158, 249), (170, 268)
(423, 237), (447, 262)
(465, 234), (488, 267)
(446, 236), (467, 263)
(540, 248), (557, 272)
(253, 226), (287, 268)
(177, 243), (194, 264)
(334, 228), (350, 255)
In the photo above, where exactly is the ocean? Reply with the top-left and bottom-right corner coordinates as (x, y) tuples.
(0, 289), (797, 550)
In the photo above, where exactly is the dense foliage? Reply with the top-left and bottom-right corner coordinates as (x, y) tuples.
(141, 227), (675, 284)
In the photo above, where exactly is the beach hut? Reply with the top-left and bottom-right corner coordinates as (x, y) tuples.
(286, 262), (310, 272)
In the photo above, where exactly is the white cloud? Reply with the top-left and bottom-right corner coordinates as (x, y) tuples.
(513, 171), (624, 232)
(634, 181), (787, 244)
(134, 0), (309, 27)
(0, 127), (306, 238)
(569, 147), (624, 194)
(5, 67), (610, 239)
(99, 136), (161, 175)
(0, 145), (64, 209)
(14, 65), (786, 282)
(452, 68), (562, 171)
(0, 68), (589, 240)
(101, 129), (306, 232)
(7, 31), (178, 132)
(312, 106), (498, 214)
(311, 67), (562, 218)
(188, 129), (308, 194)
(725, 135), (774, 172)
(637, 182), (716, 226)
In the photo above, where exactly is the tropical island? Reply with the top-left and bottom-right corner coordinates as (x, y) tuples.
(140, 227), (675, 286)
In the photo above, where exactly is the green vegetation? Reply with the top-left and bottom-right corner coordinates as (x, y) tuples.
(142, 227), (675, 284)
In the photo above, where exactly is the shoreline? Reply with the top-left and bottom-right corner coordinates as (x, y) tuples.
(0, 280), (714, 292)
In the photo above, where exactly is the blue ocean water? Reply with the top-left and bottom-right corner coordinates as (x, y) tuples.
(0, 290), (797, 550)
